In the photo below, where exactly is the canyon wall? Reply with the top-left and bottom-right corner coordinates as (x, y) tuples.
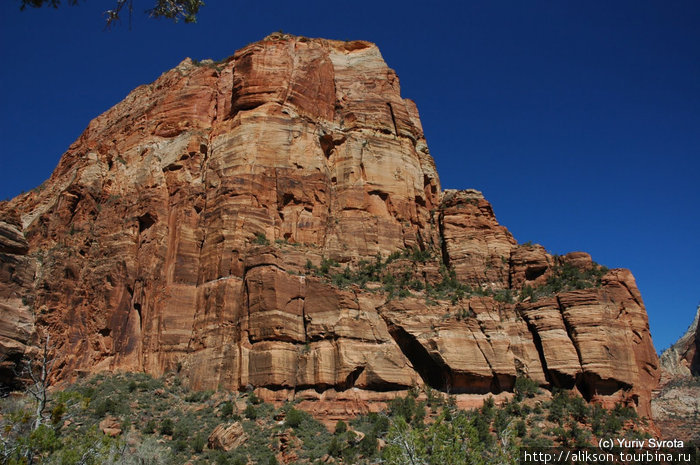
(0, 33), (658, 416)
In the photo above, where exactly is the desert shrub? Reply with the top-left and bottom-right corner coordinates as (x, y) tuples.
(171, 439), (188, 453)
(244, 403), (257, 420)
(359, 432), (379, 457)
(328, 436), (342, 457)
(514, 376), (540, 400)
(522, 426), (554, 448)
(335, 419), (347, 434)
(285, 407), (306, 428)
(521, 284), (535, 301)
(192, 433), (207, 453)
(253, 233), (269, 245)
(570, 421), (591, 447)
(526, 258), (609, 300)
(185, 390), (212, 403)
(481, 395), (495, 419)
(569, 395), (589, 422)
(388, 394), (419, 424)
(220, 400), (235, 417)
(142, 418), (157, 434)
(172, 416), (194, 440)
(493, 289), (514, 303)
(92, 396), (127, 418)
(612, 402), (637, 421)
(603, 414), (623, 435)
(50, 401), (67, 426)
(248, 391), (262, 405)
(160, 418), (174, 436)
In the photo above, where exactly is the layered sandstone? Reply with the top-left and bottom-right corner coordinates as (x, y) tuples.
(0, 33), (658, 415)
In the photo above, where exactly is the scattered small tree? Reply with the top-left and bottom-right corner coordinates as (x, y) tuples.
(21, 334), (55, 431)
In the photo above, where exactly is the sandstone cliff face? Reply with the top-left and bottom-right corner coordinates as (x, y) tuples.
(0, 214), (36, 390)
(0, 34), (658, 415)
(652, 306), (700, 441)
(659, 305), (699, 379)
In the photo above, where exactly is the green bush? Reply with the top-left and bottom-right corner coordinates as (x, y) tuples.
(220, 400), (235, 417)
(514, 376), (540, 400)
(185, 390), (213, 403)
(335, 419), (348, 434)
(388, 394), (418, 423)
(524, 258), (609, 300)
(92, 396), (127, 418)
(171, 438), (188, 453)
(244, 403), (257, 420)
(253, 233), (270, 245)
(143, 418), (157, 434)
(285, 407), (305, 428)
(160, 418), (174, 436)
(328, 436), (342, 457)
(192, 433), (206, 453)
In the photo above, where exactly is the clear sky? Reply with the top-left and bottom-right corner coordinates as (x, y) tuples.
(1, 1), (698, 353)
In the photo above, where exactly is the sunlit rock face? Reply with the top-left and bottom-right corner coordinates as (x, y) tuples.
(0, 33), (658, 416)
(653, 305), (700, 441)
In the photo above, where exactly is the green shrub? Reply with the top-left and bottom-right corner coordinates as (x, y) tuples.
(92, 396), (126, 418)
(358, 432), (378, 457)
(603, 414), (623, 435)
(171, 438), (188, 453)
(493, 289), (514, 303)
(192, 433), (206, 453)
(525, 258), (609, 300)
(253, 233), (270, 245)
(388, 394), (418, 423)
(160, 418), (174, 436)
(285, 407), (305, 428)
(569, 396), (589, 422)
(173, 419), (193, 440)
(514, 376), (540, 400)
(244, 403), (257, 420)
(328, 436), (342, 457)
(143, 418), (157, 434)
(333, 419), (347, 435)
(185, 390), (213, 402)
(220, 400), (235, 417)
(50, 401), (67, 426)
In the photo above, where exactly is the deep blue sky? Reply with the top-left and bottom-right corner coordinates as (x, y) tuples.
(1, 1), (698, 352)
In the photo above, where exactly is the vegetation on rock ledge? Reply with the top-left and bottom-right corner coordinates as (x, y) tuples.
(521, 258), (609, 302)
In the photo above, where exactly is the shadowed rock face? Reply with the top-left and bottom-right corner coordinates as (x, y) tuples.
(0, 33), (658, 416)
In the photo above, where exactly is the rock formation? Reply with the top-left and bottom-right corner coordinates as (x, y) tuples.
(0, 33), (658, 416)
(652, 305), (700, 441)
(659, 305), (699, 379)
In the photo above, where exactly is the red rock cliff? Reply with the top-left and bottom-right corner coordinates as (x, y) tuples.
(0, 33), (658, 416)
